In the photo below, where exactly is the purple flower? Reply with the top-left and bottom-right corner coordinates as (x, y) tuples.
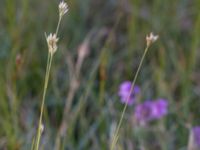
(151, 99), (168, 119)
(192, 126), (200, 146)
(134, 99), (168, 124)
(118, 81), (140, 106)
(135, 101), (154, 124)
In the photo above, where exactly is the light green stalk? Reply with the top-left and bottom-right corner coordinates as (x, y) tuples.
(34, 11), (64, 150)
(34, 52), (53, 150)
(110, 44), (151, 150)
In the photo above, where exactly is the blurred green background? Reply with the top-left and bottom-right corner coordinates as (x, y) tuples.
(0, 0), (200, 149)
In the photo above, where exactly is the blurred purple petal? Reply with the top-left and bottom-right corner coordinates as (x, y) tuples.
(118, 81), (140, 106)
(193, 127), (200, 147)
(135, 101), (154, 124)
(134, 99), (168, 124)
(151, 99), (168, 119)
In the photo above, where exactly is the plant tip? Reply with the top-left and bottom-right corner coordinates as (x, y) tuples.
(59, 1), (68, 17)
(146, 32), (159, 46)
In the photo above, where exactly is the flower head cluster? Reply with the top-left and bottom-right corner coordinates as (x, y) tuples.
(134, 99), (168, 125)
(46, 33), (59, 55)
(118, 81), (140, 106)
(146, 32), (159, 47)
(59, 1), (68, 17)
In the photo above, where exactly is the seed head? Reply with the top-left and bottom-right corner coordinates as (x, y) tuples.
(46, 33), (59, 55)
(59, 1), (68, 17)
(146, 32), (159, 46)
(78, 38), (90, 60)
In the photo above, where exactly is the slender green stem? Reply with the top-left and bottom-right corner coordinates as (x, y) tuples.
(35, 53), (53, 150)
(34, 10), (63, 150)
(110, 45), (150, 150)
(31, 137), (35, 150)
(56, 16), (62, 36)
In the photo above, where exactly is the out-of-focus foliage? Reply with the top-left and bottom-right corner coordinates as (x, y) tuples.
(0, 0), (200, 149)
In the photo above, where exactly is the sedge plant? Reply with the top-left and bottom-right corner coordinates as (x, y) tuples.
(110, 32), (159, 150)
(33, 1), (68, 150)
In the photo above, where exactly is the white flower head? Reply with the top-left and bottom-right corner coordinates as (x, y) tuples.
(59, 1), (68, 17)
(146, 32), (159, 46)
(46, 33), (59, 55)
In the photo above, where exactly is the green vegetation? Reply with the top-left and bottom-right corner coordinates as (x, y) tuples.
(0, 0), (200, 149)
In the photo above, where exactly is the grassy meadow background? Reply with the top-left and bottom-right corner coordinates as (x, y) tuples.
(0, 0), (200, 149)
